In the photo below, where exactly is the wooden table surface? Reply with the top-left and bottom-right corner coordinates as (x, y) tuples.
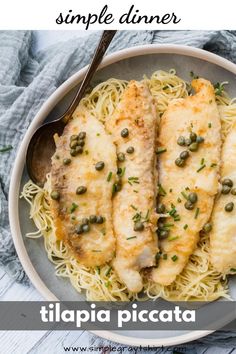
(1, 30), (235, 354)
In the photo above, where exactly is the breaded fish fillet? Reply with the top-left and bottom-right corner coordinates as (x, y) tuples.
(105, 80), (159, 293)
(152, 78), (221, 286)
(50, 109), (116, 267)
(210, 122), (236, 274)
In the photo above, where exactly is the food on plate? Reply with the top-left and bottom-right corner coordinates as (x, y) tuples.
(210, 121), (236, 274)
(21, 69), (236, 301)
(105, 80), (158, 292)
(50, 110), (117, 266)
(151, 79), (221, 286)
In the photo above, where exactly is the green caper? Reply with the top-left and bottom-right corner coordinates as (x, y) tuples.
(185, 138), (192, 146)
(81, 218), (89, 225)
(231, 188), (236, 195)
(156, 203), (166, 214)
(222, 185), (231, 195)
(89, 215), (97, 223)
(63, 158), (71, 165)
(159, 230), (169, 239)
(50, 190), (60, 200)
(77, 140), (85, 147)
(188, 192), (198, 204)
(180, 150), (190, 160)
(134, 221), (144, 231)
(184, 201), (194, 210)
(177, 136), (186, 146)
(117, 152), (125, 162)
(70, 148), (77, 156)
(203, 223), (212, 233)
(189, 142), (199, 152)
(121, 128), (129, 138)
(225, 202), (234, 212)
(82, 224), (90, 233)
(76, 225), (83, 234)
(126, 146), (135, 154)
(96, 216), (104, 224)
(222, 178), (233, 187)
(196, 136), (204, 143)
(190, 132), (197, 142)
(70, 140), (78, 149)
(76, 186), (87, 195)
(175, 157), (185, 167)
(70, 135), (78, 141)
(95, 161), (105, 171)
(75, 146), (83, 154)
(78, 132), (86, 140)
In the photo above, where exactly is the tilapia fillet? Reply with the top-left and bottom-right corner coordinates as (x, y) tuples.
(50, 110), (116, 267)
(152, 78), (221, 286)
(210, 122), (236, 274)
(105, 80), (159, 293)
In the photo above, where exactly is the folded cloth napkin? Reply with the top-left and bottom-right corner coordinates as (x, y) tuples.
(1, 30), (236, 349)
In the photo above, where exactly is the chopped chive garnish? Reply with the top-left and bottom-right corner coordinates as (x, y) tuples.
(201, 158), (205, 165)
(0, 145), (13, 153)
(169, 188), (173, 193)
(126, 236), (137, 240)
(163, 223), (174, 228)
(174, 216), (181, 222)
(144, 209), (150, 221)
(128, 176), (139, 185)
(163, 254), (168, 260)
(96, 133), (100, 136)
(105, 281), (111, 288)
(163, 86), (169, 90)
(211, 163), (217, 168)
(177, 197), (182, 203)
(131, 205), (138, 210)
(158, 184), (167, 196)
(168, 236), (179, 241)
(85, 150), (89, 155)
(133, 190), (138, 193)
(171, 255), (178, 262)
(156, 147), (167, 154)
(185, 187), (190, 191)
(208, 122), (212, 128)
(107, 171), (113, 182)
(105, 266), (112, 277)
(96, 266), (100, 275)
(181, 191), (188, 200)
(70, 203), (78, 213)
(120, 167), (126, 177)
(230, 268), (236, 272)
(92, 250), (101, 252)
(197, 164), (206, 173)
(194, 207), (200, 219)
(183, 224), (188, 230)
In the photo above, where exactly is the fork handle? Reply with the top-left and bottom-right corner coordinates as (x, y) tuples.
(63, 30), (117, 122)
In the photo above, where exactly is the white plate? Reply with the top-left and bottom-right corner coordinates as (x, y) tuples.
(9, 44), (236, 347)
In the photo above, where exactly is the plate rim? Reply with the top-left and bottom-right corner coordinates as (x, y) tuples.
(9, 43), (236, 347)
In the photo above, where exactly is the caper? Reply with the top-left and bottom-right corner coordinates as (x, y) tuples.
(184, 201), (194, 210)
(196, 136), (204, 143)
(81, 218), (89, 225)
(177, 136), (186, 146)
(134, 221), (144, 231)
(222, 178), (233, 187)
(96, 216), (104, 224)
(63, 158), (71, 165)
(180, 150), (190, 160)
(70, 140), (78, 148)
(175, 157), (185, 167)
(225, 202), (234, 212)
(78, 132), (86, 140)
(77, 140), (85, 147)
(189, 142), (199, 152)
(222, 185), (231, 195)
(185, 138), (192, 146)
(188, 192), (198, 204)
(70, 148), (77, 156)
(203, 223), (212, 233)
(76, 225), (83, 234)
(75, 146), (83, 154)
(89, 215), (97, 223)
(95, 161), (105, 171)
(159, 230), (169, 239)
(76, 186), (87, 195)
(156, 203), (166, 214)
(231, 188), (236, 195)
(70, 135), (78, 141)
(117, 152), (125, 162)
(127, 146), (134, 154)
(121, 128), (129, 138)
(50, 190), (60, 200)
(190, 132), (197, 142)
(82, 224), (90, 233)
